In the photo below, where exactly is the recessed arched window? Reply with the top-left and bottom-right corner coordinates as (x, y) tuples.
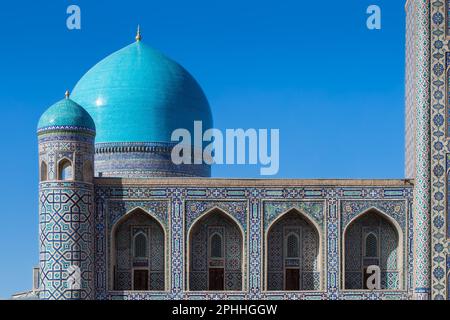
(58, 159), (73, 181)
(210, 233), (223, 258)
(83, 160), (93, 183)
(134, 233), (147, 258)
(365, 233), (378, 258)
(40, 161), (48, 181)
(286, 233), (300, 258)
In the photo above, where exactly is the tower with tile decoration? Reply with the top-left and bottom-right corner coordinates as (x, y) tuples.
(37, 92), (96, 299)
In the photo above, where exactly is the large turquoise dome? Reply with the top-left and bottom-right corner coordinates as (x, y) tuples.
(38, 96), (96, 132)
(71, 40), (213, 144)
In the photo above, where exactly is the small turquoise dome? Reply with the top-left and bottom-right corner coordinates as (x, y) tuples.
(38, 96), (96, 132)
(71, 40), (213, 144)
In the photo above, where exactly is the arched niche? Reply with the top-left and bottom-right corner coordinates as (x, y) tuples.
(110, 208), (166, 291)
(57, 158), (73, 181)
(343, 208), (403, 290)
(187, 208), (244, 291)
(266, 208), (322, 291)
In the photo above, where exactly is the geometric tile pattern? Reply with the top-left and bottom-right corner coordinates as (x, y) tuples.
(100, 201), (170, 295)
(429, 0), (450, 300)
(341, 200), (406, 230)
(185, 201), (248, 232)
(114, 209), (165, 291)
(38, 127), (95, 300)
(267, 211), (320, 290)
(92, 181), (413, 300)
(407, 0), (432, 300)
(447, 255), (450, 298)
(344, 211), (399, 290)
(414, 0), (434, 299)
(188, 210), (243, 291)
(263, 201), (324, 228)
(406, 0), (450, 300)
(39, 183), (94, 299)
(405, 0), (417, 180)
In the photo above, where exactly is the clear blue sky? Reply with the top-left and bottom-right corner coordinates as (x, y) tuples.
(0, 0), (405, 298)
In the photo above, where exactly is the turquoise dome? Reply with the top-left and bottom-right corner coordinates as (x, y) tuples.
(71, 41), (213, 144)
(38, 97), (96, 131)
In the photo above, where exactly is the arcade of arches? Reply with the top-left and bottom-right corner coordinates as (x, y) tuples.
(109, 208), (402, 292)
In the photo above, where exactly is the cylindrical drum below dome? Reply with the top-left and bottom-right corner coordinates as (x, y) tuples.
(94, 142), (210, 178)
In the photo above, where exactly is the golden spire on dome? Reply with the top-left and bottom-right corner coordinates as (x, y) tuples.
(135, 25), (142, 42)
(65, 90), (70, 99)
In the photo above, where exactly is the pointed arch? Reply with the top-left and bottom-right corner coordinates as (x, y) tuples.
(133, 231), (148, 258)
(83, 160), (93, 183)
(267, 207), (322, 239)
(343, 206), (403, 239)
(110, 206), (167, 238)
(188, 206), (245, 238)
(209, 232), (224, 259)
(265, 207), (322, 291)
(364, 232), (379, 258)
(40, 160), (48, 182)
(285, 232), (300, 258)
(343, 207), (403, 290)
(187, 207), (245, 291)
(110, 207), (166, 291)
(57, 158), (73, 181)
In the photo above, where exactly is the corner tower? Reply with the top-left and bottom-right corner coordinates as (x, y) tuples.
(37, 92), (96, 300)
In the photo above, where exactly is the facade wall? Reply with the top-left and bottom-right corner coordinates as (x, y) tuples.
(92, 178), (413, 300)
(33, 0), (450, 300)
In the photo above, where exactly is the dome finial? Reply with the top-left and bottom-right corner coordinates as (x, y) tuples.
(135, 25), (142, 42)
(65, 90), (70, 99)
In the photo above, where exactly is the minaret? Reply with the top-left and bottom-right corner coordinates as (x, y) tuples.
(37, 91), (96, 300)
(406, 0), (431, 300)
